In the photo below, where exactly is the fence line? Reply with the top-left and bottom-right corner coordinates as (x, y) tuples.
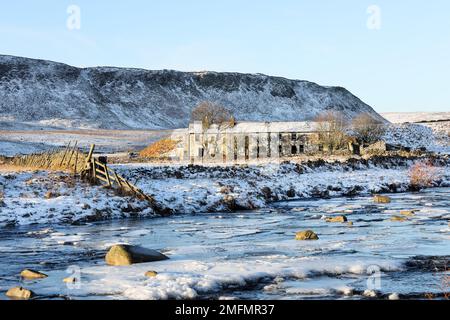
(80, 145), (169, 214)
(7, 143), (170, 215)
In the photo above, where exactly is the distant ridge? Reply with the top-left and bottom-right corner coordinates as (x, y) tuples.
(0, 54), (386, 130)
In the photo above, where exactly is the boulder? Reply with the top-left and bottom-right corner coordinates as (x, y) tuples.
(144, 271), (158, 278)
(391, 216), (407, 222)
(295, 230), (319, 240)
(373, 195), (391, 203)
(400, 210), (415, 216)
(105, 245), (169, 266)
(286, 188), (296, 198)
(6, 287), (34, 300)
(325, 215), (348, 223)
(20, 269), (48, 280)
(63, 277), (77, 283)
(260, 187), (272, 200)
(222, 195), (238, 211)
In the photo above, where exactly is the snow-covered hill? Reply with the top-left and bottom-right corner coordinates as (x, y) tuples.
(381, 112), (450, 124)
(0, 55), (385, 130)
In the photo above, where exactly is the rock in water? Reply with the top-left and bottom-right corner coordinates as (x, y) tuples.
(6, 287), (33, 300)
(388, 293), (400, 300)
(400, 210), (415, 216)
(391, 216), (407, 222)
(20, 269), (48, 280)
(373, 195), (391, 203)
(325, 215), (348, 223)
(295, 230), (319, 240)
(144, 271), (158, 278)
(63, 277), (77, 283)
(105, 245), (169, 266)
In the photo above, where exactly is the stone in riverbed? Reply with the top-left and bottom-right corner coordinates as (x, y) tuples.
(6, 287), (34, 300)
(295, 230), (319, 240)
(20, 269), (48, 280)
(325, 215), (348, 223)
(63, 277), (77, 284)
(388, 293), (400, 300)
(400, 210), (415, 216)
(44, 191), (60, 199)
(105, 245), (169, 266)
(374, 195), (391, 203)
(144, 271), (158, 278)
(391, 216), (407, 222)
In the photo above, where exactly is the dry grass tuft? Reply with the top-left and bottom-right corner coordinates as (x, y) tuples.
(409, 161), (442, 189)
(4, 147), (86, 173)
(140, 139), (178, 158)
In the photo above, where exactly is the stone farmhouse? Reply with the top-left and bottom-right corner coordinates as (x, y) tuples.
(169, 121), (334, 163)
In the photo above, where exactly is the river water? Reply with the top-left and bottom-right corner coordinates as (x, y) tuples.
(0, 188), (448, 300)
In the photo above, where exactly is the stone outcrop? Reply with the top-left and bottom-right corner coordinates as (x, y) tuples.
(105, 244), (169, 266)
(63, 277), (77, 283)
(400, 210), (416, 216)
(20, 269), (48, 280)
(6, 287), (34, 299)
(295, 230), (319, 240)
(374, 195), (391, 203)
(390, 216), (407, 222)
(325, 215), (348, 223)
(144, 271), (158, 278)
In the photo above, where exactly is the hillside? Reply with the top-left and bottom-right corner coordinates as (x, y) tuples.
(0, 54), (385, 130)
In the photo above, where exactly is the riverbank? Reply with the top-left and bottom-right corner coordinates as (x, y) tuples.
(114, 155), (450, 213)
(0, 155), (449, 226)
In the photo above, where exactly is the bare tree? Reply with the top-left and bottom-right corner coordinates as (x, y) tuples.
(351, 113), (386, 144)
(314, 111), (348, 152)
(191, 101), (234, 128)
(191, 101), (235, 159)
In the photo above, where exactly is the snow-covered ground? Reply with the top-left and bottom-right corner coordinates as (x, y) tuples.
(0, 171), (155, 227)
(114, 157), (450, 215)
(383, 123), (449, 153)
(381, 113), (449, 153)
(382, 112), (450, 124)
(1, 156), (449, 227)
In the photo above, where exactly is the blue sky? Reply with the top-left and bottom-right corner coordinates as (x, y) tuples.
(0, 1), (449, 113)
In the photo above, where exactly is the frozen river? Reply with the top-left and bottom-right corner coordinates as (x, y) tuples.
(0, 188), (449, 300)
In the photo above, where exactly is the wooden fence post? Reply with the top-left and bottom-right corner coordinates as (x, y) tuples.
(66, 141), (78, 170)
(59, 141), (72, 167)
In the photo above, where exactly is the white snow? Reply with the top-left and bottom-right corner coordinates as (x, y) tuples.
(0, 171), (155, 227)
(2, 156), (448, 227)
(113, 159), (449, 215)
(381, 112), (450, 124)
(383, 123), (449, 153)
